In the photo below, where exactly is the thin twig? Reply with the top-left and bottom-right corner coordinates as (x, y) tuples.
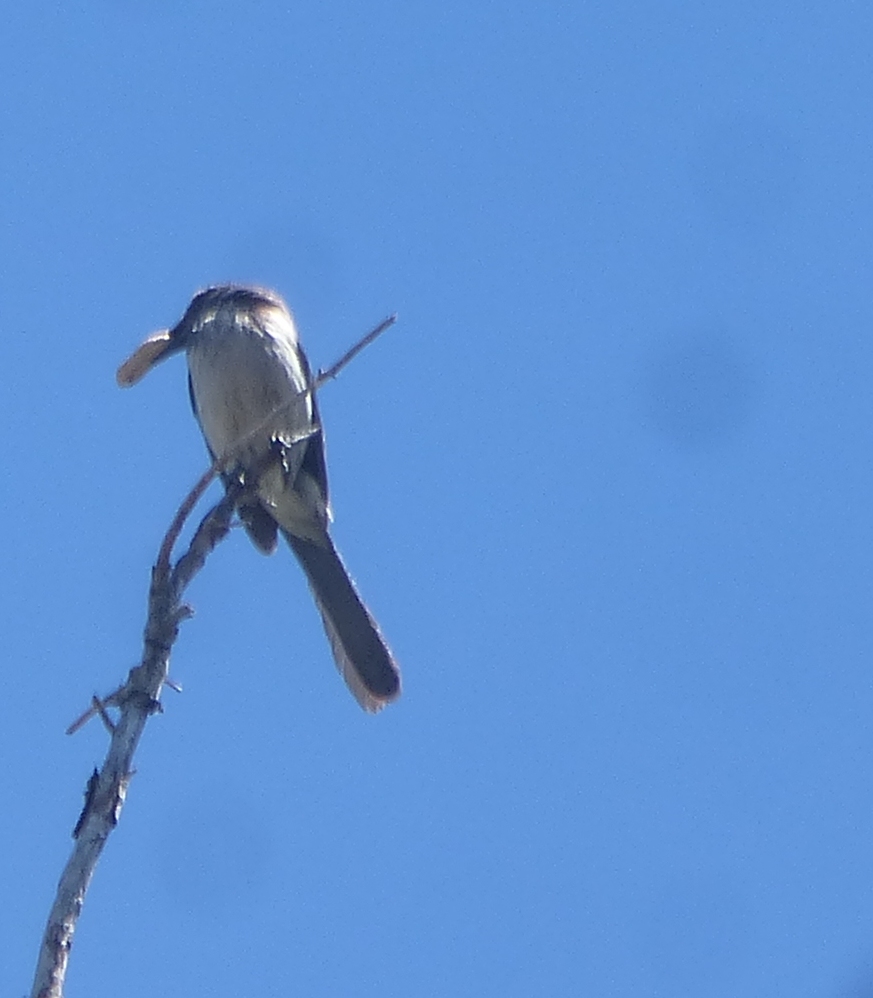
(156, 463), (219, 575)
(315, 313), (397, 388)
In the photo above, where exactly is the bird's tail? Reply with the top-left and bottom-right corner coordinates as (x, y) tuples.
(284, 530), (401, 712)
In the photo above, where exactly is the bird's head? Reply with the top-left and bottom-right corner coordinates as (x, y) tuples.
(116, 285), (289, 386)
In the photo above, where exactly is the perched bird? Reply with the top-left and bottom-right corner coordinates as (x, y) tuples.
(117, 285), (401, 712)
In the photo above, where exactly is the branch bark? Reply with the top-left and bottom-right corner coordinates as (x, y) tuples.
(29, 488), (236, 998)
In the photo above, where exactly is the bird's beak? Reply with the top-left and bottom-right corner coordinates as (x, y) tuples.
(116, 329), (178, 387)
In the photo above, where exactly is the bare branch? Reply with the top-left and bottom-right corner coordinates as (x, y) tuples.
(170, 484), (241, 593)
(30, 313), (398, 997)
(315, 313), (397, 389)
(156, 463), (220, 575)
(29, 489), (235, 997)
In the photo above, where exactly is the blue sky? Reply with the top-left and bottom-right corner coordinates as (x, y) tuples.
(3, 2), (873, 995)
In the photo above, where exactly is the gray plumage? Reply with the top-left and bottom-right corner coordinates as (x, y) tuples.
(119, 285), (400, 712)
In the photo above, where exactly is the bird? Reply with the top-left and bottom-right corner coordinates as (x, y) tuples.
(116, 285), (401, 712)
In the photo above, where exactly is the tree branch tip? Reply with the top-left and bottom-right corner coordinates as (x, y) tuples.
(314, 312), (399, 388)
(65, 714), (89, 737)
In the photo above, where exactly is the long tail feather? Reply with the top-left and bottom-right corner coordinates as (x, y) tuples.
(284, 531), (401, 711)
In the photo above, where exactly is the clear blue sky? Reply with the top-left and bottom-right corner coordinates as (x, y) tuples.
(3, 2), (873, 995)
